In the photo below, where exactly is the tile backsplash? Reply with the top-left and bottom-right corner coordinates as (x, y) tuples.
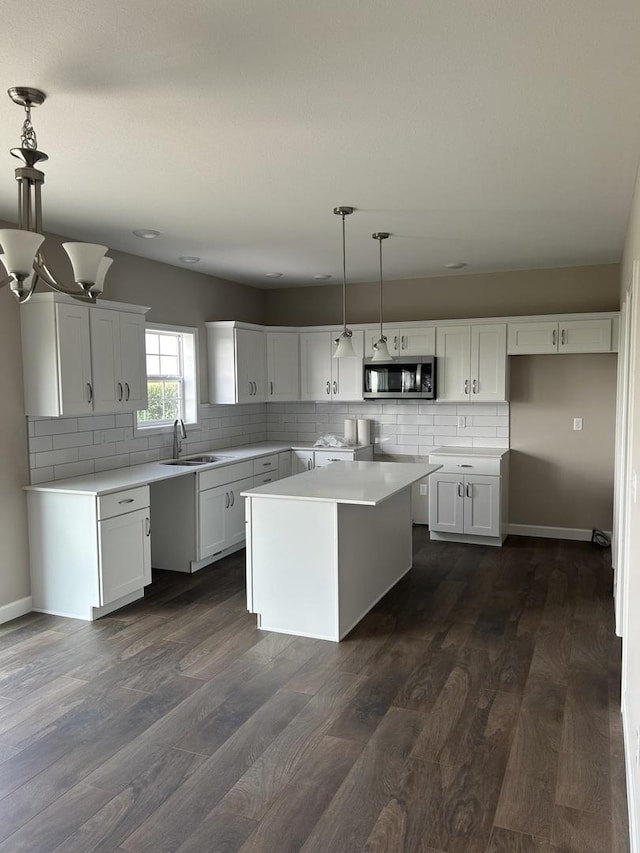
(266, 401), (509, 456)
(27, 400), (509, 483)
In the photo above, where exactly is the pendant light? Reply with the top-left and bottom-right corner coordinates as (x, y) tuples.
(371, 231), (392, 361)
(332, 206), (357, 358)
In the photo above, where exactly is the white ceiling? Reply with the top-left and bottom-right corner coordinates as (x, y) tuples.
(2, 0), (640, 289)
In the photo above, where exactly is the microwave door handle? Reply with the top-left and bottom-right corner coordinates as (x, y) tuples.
(415, 363), (422, 394)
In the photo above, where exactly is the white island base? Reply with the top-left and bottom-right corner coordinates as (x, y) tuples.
(243, 461), (440, 642)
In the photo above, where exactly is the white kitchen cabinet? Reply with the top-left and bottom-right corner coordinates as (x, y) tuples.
(206, 322), (266, 404)
(90, 307), (147, 413)
(436, 323), (507, 402)
(299, 330), (364, 401)
(363, 325), (436, 358)
(266, 331), (300, 401)
(198, 475), (254, 560)
(27, 485), (151, 620)
(293, 450), (315, 474)
(507, 317), (613, 354)
(20, 292), (149, 417)
(428, 450), (509, 546)
(293, 445), (373, 473)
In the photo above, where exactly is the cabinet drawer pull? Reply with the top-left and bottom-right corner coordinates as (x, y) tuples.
(117, 382), (123, 402)
(118, 498), (135, 504)
(230, 490), (235, 506)
(225, 491), (230, 509)
(262, 461), (271, 467)
(457, 464), (473, 468)
(87, 382), (93, 403)
(125, 382), (130, 401)
(263, 477), (272, 483)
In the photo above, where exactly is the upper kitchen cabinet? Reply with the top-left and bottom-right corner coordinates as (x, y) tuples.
(20, 293), (149, 417)
(300, 329), (364, 401)
(436, 323), (507, 402)
(363, 325), (436, 358)
(266, 330), (300, 402)
(207, 322), (266, 404)
(507, 316), (615, 354)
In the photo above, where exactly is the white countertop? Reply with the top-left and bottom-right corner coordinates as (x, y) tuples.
(429, 446), (510, 458)
(241, 461), (441, 506)
(23, 441), (373, 496)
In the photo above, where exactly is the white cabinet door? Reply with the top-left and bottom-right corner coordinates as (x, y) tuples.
(266, 332), (300, 401)
(236, 328), (266, 403)
(119, 312), (148, 410)
(395, 326), (436, 356)
(507, 321), (558, 354)
(198, 484), (229, 559)
(300, 332), (333, 400)
(90, 308), (123, 413)
(470, 324), (507, 402)
(331, 330), (364, 401)
(278, 451), (292, 478)
(293, 450), (315, 473)
(428, 474), (464, 533)
(56, 303), (93, 415)
(436, 325), (471, 401)
(98, 507), (151, 606)
(464, 476), (500, 537)
(226, 477), (254, 549)
(558, 318), (612, 353)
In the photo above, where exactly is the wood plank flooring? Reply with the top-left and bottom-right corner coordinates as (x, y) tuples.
(0, 531), (629, 852)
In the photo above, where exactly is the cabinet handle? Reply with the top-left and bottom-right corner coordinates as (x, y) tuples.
(464, 378), (469, 395)
(118, 498), (135, 504)
(225, 491), (230, 508)
(560, 328), (566, 345)
(117, 382), (123, 402)
(230, 490), (235, 506)
(394, 335), (398, 350)
(552, 328), (557, 346)
(87, 382), (93, 403)
(457, 464), (473, 468)
(401, 335), (406, 350)
(457, 482), (464, 497)
(333, 380), (338, 394)
(263, 477), (272, 483)
(466, 483), (472, 498)
(125, 382), (130, 401)
(262, 461), (271, 467)
(472, 379), (478, 394)
(307, 459), (312, 470)
(326, 380), (331, 395)
(145, 517), (151, 537)
(270, 380), (273, 395)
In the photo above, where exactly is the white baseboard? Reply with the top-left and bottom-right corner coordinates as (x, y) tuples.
(507, 524), (613, 542)
(623, 704), (638, 853)
(0, 596), (33, 625)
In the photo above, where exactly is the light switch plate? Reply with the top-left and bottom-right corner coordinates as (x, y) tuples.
(419, 483), (428, 496)
(573, 417), (583, 431)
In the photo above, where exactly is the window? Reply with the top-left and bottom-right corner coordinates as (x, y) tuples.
(136, 324), (198, 431)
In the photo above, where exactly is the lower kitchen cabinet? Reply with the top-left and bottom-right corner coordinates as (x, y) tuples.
(428, 450), (509, 546)
(198, 476), (254, 560)
(27, 485), (151, 620)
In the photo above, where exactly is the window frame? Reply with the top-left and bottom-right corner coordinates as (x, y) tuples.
(134, 322), (199, 437)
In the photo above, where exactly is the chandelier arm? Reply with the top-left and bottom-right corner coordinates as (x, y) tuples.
(33, 259), (96, 303)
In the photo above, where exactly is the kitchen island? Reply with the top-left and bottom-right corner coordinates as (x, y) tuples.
(242, 460), (441, 641)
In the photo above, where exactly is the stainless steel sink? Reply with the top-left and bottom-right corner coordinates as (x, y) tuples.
(161, 454), (235, 467)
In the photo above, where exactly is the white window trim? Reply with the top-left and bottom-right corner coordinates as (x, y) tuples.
(134, 322), (199, 438)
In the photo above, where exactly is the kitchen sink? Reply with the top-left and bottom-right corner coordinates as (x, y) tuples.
(161, 454), (235, 467)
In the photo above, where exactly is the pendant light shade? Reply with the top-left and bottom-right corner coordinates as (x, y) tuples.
(332, 206), (358, 359)
(371, 231), (392, 362)
(0, 229), (45, 277)
(63, 242), (108, 291)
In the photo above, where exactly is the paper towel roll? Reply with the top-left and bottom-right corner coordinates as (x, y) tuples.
(344, 418), (357, 445)
(357, 418), (371, 446)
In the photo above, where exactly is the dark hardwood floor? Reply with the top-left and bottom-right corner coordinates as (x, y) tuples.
(0, 530), (629, 852)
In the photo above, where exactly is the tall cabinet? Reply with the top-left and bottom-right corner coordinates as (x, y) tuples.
(436, 323), (507, 402)
(207, 321), (266, 403)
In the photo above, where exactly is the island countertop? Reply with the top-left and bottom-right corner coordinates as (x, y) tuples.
(241, 460), (441, 506)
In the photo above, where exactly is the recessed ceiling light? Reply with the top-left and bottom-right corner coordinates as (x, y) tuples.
(132, 229), (160, 239)
(265, 272), (283, 278)
(313, 274), (332, 280)
(445, 262), (467, 270)
(179, 256), (200, 264)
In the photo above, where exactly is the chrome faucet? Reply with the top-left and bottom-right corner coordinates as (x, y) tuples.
(172, 418), (187, 459)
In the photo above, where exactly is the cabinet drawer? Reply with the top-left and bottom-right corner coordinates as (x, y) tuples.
(198, 460), (254, 491)
(254, 472), (278, 486)
(252, 454), (279, 475)
(98, 486), (150, 520)
(428, 455), (501, 476)
(314, 450), (354, 467)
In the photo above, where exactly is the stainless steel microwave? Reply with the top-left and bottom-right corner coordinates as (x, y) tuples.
(363, 356), (436, 399)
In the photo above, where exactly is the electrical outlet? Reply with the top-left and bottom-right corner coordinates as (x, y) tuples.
(419, 483), (428, 496)
(458, 416), (466, 429)
(573, 417), (583, 431)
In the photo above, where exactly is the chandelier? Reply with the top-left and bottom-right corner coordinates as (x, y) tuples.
(0, 86), (113, 304)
